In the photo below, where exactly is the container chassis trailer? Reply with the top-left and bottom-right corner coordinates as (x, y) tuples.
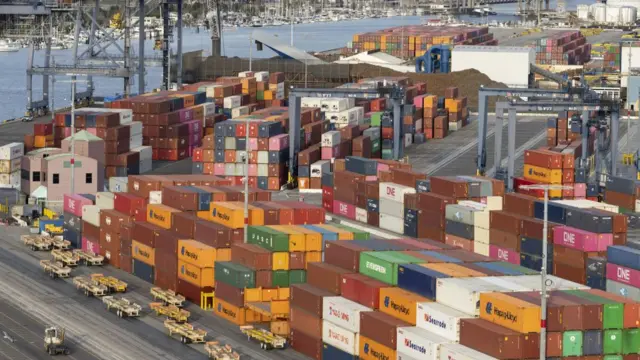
(240, 325), (287, 350)
(149, 302), (190, 323)
(73, 276), (109, 297)
(72, 249), (104, 266)
(22, 234), (53, 251)
(205, 341), (240, 360)
(91, 274), (127, 293)
(163, 319), (207, 344)
(40, 260), (71, 279)
(51, 249), (80, 267)
(51, 238), (71, 250)
(150, 287), (186, 307)
(102, 296), (142, 318)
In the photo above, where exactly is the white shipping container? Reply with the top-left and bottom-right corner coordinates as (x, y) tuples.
(436, 277), (514, 315)
(452, 46), (534, 88)
(149, 191), (162, 205)
(234, 163), (246, 176)
(322, 320), (359, 355)
(231, 106), (250, 118)
(397, 326), (451, 360)
(108, 177), (128, 192)
(131, 146), (153, 161)
(552, 199), (619, 213)
(445, 204), (476, 226)
(310, 160), (331, 177)
(636, 200), (640, 213)
(224, 163), (235, 176)
(379, 213), (404, 234)
(439, 343), (499, 360)
(379, 182), (416, 203)
(225, 137), (237, 150)
(321, 98), (350, 112)
(415, 119), (423, 133)
(356, 207), (368, 223)
(322, 296), (371, 333)
(139, 158), (152, 174)
(234, 151), (247, 164)
(484, 196), (503, 211)
(238, 71), (254, 78)
(254, 71), (269, 82)
(0, 158), (22, 174)
(257, 164), (269, 177)
(404, 134), (413, 147)
(0, 143), (24, 161)
(354, 107), (365, 122)
(82, 205), (101, 227)
(379, 198), (405, 218)
(474, 227), (490, 245)
(204, 85), (220, 99)
(257, 151), (269, 164)
(474, 241), (489, 256)
(129, 121), (143, 135)
(416, 302), (473, 341)
(202, 102), (217, 117)
(506, 275), (588, 291)
(223, 95), (242, 109)
(326, 109), (356, 125)
(301, 97), (322, 108)
(0, 170), (20, 189)
(322, 131), (341, 147)
(95, 192), (115, 210)
(129, 135), (143, 150)
(398, 353), (422, 360)
(449, 121), (462, 131)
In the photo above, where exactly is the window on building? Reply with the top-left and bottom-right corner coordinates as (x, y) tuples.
(32, 171), (40, 182)
(86, 173), (92, 184)
(21, 169), (29, 181)
(53, 173), (59, 184)
(43, 154), (49, 158)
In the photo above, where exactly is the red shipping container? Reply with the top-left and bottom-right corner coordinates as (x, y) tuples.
(340, 273), (386, 309)
(290, 329), (322, 360)
(176, 279), (214, 307)
(119, 253), (132, 273)
(324, 241), (370, 272)
(307, 262), (351, 295)
(290, 284), (334, 317)
(113, 192), (147, 221)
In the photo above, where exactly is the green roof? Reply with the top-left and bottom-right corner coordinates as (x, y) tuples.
(63, 130), (103, 142)
(44, 153), (73, 161)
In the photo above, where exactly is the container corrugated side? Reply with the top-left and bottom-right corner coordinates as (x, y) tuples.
(505, 274), (588, 291)
(479, 292), (541, 333)
(358, 334), (396, 360)
(438, 342), (499, 360)
(435, 277), (511, 315)
(379, 182), (415, 203)
(323, 296), (371, 333)
(416, 302), (473, 341)
(396, 326), (452, 360)
(82, 205), (101, 227)
(322, 320), (359, 355)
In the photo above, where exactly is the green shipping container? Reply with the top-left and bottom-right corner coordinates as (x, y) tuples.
(214, 262), (256, 288)
(247, 226), (289, 252)
(603, 356), (623, 360)
(622, 329), (640, 355)
(563, 331), (583, 357)
(358, 251), (423, 285)
(371, 112), (383, 126)
(289, 270), (306, 285)
(272, 270), (289, 287)
(331, 224), (369, 240)
(566, 290), (624, 329)
(604, 330), (623, 355)
(382, 149), (393, 160)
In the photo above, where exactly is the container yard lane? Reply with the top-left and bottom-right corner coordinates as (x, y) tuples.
(0, 226), (309, 360)
(0, 114), (53, 148)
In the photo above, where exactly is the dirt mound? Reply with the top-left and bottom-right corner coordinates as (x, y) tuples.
(350, 65), (508, 111)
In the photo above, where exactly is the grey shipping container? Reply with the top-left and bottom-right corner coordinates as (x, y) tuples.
(298, 166), (310, 178)
(63, 211), (83, 233)
(457, 176), (492, 197)
(132, 259), (154, 284)
(520, 237), (553, 256)
(345, 156), (377, 175)
(586, 257), (607, 278)
(63, 224), (82, 249)
(445, 219), (474, 240)
(566, 209), (613, 234)
(258, 121), (283, 138)
(322, 172), (334, 187)
(367, 199), (379, 213)
(606, 176), (639, 196)
(192, 162), (204, 174)
(236, 137), (246, 151)
(583, 330), (603, 355)
(575, 169), (587, 183)
(379, 198), (404, 218)
(606, 279), (640, 299)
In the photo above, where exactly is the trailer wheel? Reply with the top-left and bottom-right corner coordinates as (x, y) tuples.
(63, 348), (70, 355)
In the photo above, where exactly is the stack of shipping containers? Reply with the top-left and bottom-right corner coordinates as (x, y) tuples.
(0, 142), (23, 190)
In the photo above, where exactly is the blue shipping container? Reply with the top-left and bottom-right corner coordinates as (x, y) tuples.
(586, 275), (607, 291)
(472, 261), (527, 276)
(322, 343), (358, 360)
(63, 224), (82, 249)
(366, 199), (379, 213)
(184, 186), (212, 211)
(404, 209), (418, 238)
(398, 264), (449, 300)
(133, 259), (154, 283)
(607, 246), (640, 271)
(40, 219), (64, 234)
(345, 156), (377, 176)
(534, 202), (570, 224)
(520, 237), (553, 257)
(445, 220), (474, 240)
(351, 239), (404, 251)
(520, 253), (552, 272)
(419, 251), (462, 263)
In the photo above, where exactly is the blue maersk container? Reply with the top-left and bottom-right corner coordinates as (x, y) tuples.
(397, 264), (449, 300)
(132, 259), (154, 284)
(322, 343), (358, 360)
(607, 246), (640, 271)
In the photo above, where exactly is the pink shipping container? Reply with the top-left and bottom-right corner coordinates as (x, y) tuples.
(489, 244), (520, 265)
(248, 164), (258, 176)
(573, 183), (586, 198)
(64, 194), (93, 217)
(377, 163), (390, 173)
(413, 94), (427, 108)
(333, 200), (356, 219)
(269, 134), (290, 151)
(553, 226), (612, 252)
(82, 236), (100, 254)
(606, 263), (640, 288)
(214, 163), (225, 175)
(248, 138), (258, 151)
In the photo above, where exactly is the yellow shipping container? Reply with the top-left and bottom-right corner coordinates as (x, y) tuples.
(245, 308), (262, 323)
(271, 321), (289, 337)
(262, 288), (278, 302)
(378, 287), (430, 325)
(271, 300), (290, 316)
(278, 287), (290, 300)
(147, 203), (179, 229)
(245, 288), (262, 303)
(263, 90), (274, 100)
(177, 239), (217, 268)
(248, 205), (265, 226)
(213, 298), (246, 325)
(479, 292), (541, 333)
(272, 252), (290, 271)
(353, 35), (359, 42)
(445, 98), (462, 112)
(178, 260), (214, 288)
(287, 225), (322, 252)
(305, 252), (323, 268)
(267, 225), (305, 252)
(210, 202), (244, 229)
(132, 240), (155, 266)
(314, 224), (353, 240)
(423, 95), (438, 108)
(359, 335), (396, 360)
(523, 164), (563, 184)
(196, 210), (209, 220)
(217, 248), (231, 262)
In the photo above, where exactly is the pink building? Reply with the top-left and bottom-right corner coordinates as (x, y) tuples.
(61, 130), (105, 190)
(41, 153), (99, 202)
(20, 148), (62, 196)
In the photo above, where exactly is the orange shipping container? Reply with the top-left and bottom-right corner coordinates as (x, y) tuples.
(479, 292), (541, 333)
(213, 298), (246, 325)
(424, 263), (486, 277)
(177, 239), (217, 268)
(132, 240), (155, 266)
(271, 321), (290, 337)
(359, 334), (396, 360)
(147, 203), (179, 229)
(267, 225), (306, 252)
(177, 260), (214, 288)
(305, 252), (323, 268)
(378, 287), (430, 325)
(288, 225), (323, 252)
(217, 248), (231, 262)
(245, 288), (262, 303)
(209, 202), (244, 228)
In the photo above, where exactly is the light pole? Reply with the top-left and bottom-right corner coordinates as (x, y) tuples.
(518, 183), (572, 360)
(58, 76), (88, 194)
(249, 31), (253, 72)
(243, 115), (249, 244)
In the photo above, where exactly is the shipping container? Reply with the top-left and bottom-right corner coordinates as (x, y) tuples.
(323, 320), (359, 355)
(340, 273), (387, 310)
(291, 329), (322, 360)
(131, 240), (155, 266)
(397, 326), (452, 360)
(416, 301), (473, 341)
(178, 260), (214, 288)
(459, 318), (526, 359)
(608, 246), (640, 271)
(132, 258), (154, 283)
(438, 343), (499, 360)
(378, 287), (429, 325)
(213, 298), (246, 325)
(479, 292), (541, 333)
(359, 251), (423, 285)
(323, 296), (371, 333)
(360, 311), (409, 350)
(358, 334), (397, 360)
(307, 262), (350, 294)
(436, 277), (530, 315)
(323, 343), (359, 360)
(177, 239), (217, 268)
(214, 261), (255, 288)
(398, 264), (449, 300)
(291, 283), (334, 317)
(146, 203), (179, 229)
(290, 306), (323, 338)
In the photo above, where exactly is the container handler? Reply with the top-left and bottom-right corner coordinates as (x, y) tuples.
(163, 319), (207, 344)
(72, 249), (104, 266)
(44, 326), (70, 355)
(91, 274), (127, 293)
(150, 287), (185, 307)
(239, 325), (286, 350)
(40, 260), (71, 279)
(102, 296), (142, 318)
(51, 249), (80, 267)
(205, 341), (240, 360)
(72, 276), (108, 297)
(22, 234), (53, 251)
(149, 302), (190, 323)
